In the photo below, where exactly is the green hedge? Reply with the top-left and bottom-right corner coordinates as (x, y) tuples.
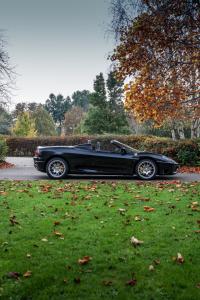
(5, 135), (200, 165)
(0, 138), (8, 161)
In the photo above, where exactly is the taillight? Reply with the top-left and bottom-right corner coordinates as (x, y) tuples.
(34, 148), (40, 157)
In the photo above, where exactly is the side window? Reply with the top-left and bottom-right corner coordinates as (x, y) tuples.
(110, 144), (121, 154)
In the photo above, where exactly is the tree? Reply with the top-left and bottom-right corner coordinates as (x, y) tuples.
(32, 106), (56, 136)
(62, 106), (86, 135)
(45, 94), (71, 133)
(111, 0), (200, 137)
(83, 73), (108, 134)
(83, 72), (130, 134)
(0, 105), (12, 134)
(12, 102), (28, 119)
(0, 33), (14, 104)
(90, 73), (107, 108)
(12, 112), (37, 137)
(71, 90), (90, 111)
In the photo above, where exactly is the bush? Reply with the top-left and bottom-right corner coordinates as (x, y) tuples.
(0, 138), (8, 161)
(5, 135), (200, 165)
(177, 143), (200, 166)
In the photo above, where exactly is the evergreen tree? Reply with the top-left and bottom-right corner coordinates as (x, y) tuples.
(72, 90), (90, 111)
(83, 72), (130, 134)
(106, 71), (130, 133)
(0, 105), (12, 135)
(12, 112), (37, 137)
(45, 94), (71, 133)
(83, 73), (110, 134)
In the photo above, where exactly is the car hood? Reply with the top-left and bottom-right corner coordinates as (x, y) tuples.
(136, 151), (178, 163)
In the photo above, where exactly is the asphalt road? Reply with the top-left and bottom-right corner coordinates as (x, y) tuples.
(0, 157), (200, 182)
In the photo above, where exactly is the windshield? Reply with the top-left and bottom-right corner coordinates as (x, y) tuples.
(111, 140), (139, 153)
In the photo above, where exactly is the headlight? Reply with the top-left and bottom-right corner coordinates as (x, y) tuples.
(162, 155), (176, 163)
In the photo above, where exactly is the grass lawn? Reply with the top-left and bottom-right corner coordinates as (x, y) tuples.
(0, 180), (200, 300)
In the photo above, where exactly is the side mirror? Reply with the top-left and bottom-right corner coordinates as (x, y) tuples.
(121, 148), (126, 155)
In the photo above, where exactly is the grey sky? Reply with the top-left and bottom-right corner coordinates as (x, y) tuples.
(0, 0), (114, 105)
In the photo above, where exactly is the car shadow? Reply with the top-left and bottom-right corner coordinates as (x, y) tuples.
(65, 174), (179, 181)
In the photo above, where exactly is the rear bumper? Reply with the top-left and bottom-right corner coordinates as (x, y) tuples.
(33, 157), (46, 172)
(157, 162), (179, 175)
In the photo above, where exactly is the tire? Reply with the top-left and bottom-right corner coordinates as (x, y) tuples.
(46, 157), (69, 179)
(136, 159), (157, 180)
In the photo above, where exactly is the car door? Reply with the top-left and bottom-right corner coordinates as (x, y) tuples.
(91, 150), (137, 175)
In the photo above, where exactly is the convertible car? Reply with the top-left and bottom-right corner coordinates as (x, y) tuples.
(33, 140), (179, 180)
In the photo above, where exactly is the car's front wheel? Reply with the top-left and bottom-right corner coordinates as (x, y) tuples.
(46, 157), (69, 179)
(136, 159), (157, 180)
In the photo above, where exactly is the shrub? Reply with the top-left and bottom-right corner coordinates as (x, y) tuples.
(0, 138), (8, 161)
(177, 142), (200, 166)
(5, 135), (200, 165)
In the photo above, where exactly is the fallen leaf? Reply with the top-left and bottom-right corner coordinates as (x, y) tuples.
(102, 280), (113, 286)
(74, 277), (81, 284)
(41, 238), (48, 242)
(176, 253), (184, 264)
(0, 191), (8, 196)
(126, 279), (137, 286)
(7, 272), (21, 280)
(149, 265), (154, 271)
(153, 259), (160, 265)
(9, 215), (19, 226)
(78, 256), (92, 265)
(130, 236), (144, 247)
(118, 208), (126, 215)
(53, 231), (64, 237)
(63, 278), (68, 284)
(23, 270), (32, 278)
(54, 221), (61, 226)
(144, 206), (155, 212)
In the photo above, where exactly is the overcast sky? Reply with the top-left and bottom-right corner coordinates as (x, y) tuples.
(0, 0), (114, 105)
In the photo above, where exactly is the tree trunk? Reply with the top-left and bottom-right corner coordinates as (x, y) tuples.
(171, 129), (176, 140)
(177, 124), (185, 139)
(191, 119), (200, 139)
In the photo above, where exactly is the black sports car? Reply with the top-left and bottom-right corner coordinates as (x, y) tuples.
(33, 140), (179, 180)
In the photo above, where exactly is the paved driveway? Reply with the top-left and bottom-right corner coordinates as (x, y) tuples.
(0, 157), (200, 182)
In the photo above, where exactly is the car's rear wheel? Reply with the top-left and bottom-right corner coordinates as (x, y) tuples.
(46, 157), (69, 179)
(136, 159), (157, 180)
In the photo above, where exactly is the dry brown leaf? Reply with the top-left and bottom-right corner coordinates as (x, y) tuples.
(23, 270), (32, 278)
(144, 206), (155, 212)
(7, 272), (21, 280)
(102, 280), (113, 286)
(134, 216), (141, 221)
(153, 259), (160, 265)
(126, 279), (137, 286)
(176, 253), (184, 264)
(53, 231), (64, 237)
(9, 215), (19, 226)
(78, 256), (92, 265)
(149, 265), (154, 271)
(74, 277), (81, 284)
(130, 236), (144, 247)
(0, 191), (7, 196)
(54, 221), (61, 226)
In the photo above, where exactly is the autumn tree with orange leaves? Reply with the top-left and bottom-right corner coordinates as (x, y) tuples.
(110, 0), (200, 139)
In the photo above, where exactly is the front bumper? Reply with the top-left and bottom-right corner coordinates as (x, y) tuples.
(157, 162), (179, 175)
(33, 157), (46, 172)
